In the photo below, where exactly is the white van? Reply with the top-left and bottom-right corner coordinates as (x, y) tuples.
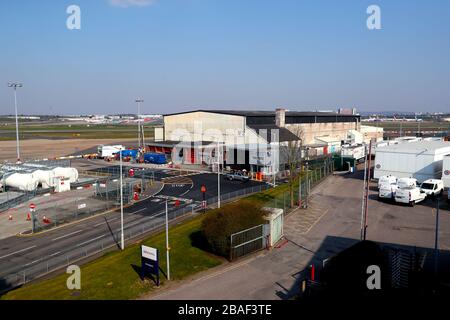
(420, 179), (444, 197)
(378, 175), (397, 190)
(397, 177), (418, 189)
(395, 179), (426, 206)
(378, 183), (399, 200)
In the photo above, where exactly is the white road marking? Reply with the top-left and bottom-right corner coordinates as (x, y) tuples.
(76, 234), (106, 247)
(179, 184), (194, 197)
(129, 208), (146, 215)
(0, 245), (37, 260)
(94, 217), (118, 227)
(51, 229), (84, 241)
(24, 259), (42, 267)
(50, 251), (61, 257)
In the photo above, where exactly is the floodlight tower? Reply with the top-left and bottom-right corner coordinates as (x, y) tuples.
(7, 82), (23, 163)
(135, 98), (144, 150)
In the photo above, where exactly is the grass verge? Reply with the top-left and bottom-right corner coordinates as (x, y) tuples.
(1, 169), (326, 300)
(1, 215), (223, 300)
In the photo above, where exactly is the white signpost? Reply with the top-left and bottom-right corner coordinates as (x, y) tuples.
(141, 245), (158, 261)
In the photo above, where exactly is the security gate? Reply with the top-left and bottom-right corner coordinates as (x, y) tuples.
(229, 224), (270, 261)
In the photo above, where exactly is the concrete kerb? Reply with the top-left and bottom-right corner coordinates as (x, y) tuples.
(16, 181), (165, 238)
(4, 200), (206, 294)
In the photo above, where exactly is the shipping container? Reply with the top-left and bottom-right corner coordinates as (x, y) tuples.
(144, 152), (167, 164)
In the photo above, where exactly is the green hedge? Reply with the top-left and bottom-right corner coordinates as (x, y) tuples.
(201, 200), (265, 258)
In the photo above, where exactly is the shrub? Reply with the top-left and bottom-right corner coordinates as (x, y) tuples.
(200, 200), (265, 258)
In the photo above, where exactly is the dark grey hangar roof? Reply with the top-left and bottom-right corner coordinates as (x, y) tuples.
(164, 109), (360, 125)
(247, 124), (300, 143)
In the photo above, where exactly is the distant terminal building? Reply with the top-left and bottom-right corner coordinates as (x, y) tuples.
(146, 108), (362, 174)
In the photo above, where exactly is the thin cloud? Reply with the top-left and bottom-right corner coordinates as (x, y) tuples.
(108, 0), (157, 8)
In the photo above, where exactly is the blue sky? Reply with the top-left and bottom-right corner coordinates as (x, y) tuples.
(0, 0), (449, 115)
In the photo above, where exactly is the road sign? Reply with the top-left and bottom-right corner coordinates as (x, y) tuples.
(201, 185), (207, 193)
(77, 203), (87, 210)
(29, 203), (36, 210)
(141, 245), (159, 286)
(202, 200), (207, 209)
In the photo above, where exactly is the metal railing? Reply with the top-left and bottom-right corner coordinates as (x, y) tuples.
(230, 224), (269, 261)
(0, 183), (270, 293)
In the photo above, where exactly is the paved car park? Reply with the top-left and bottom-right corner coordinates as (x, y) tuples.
(148, 167), (450, 300)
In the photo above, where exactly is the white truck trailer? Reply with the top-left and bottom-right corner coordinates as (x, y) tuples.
(98, 145), (125, 158)
(341, 144), (366, 163)
(374, 141), (450, 183)
(442, 154), (450, 188)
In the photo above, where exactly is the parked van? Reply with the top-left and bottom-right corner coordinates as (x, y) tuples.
(378, 175), (397, 189)
(420, 179), (444, 197)
(397, 177), (418, 189)
(378, 182), (399, 200)
(395, 179), (426, 206)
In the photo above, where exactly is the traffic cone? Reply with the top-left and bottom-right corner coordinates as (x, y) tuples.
(8, 215), (13, 221)
(26, 213), (31, 221)
(43, 216), (50, 224)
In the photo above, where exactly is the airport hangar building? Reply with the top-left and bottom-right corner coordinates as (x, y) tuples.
(148, 109), (361, 174)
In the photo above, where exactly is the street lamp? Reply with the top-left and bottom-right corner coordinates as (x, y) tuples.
(113, 146), (125, 250)
(165, 199), (171, 280)
(217, 141), (221, 209)
(8, 82), (23, 163)
(135, 98), (144, 150)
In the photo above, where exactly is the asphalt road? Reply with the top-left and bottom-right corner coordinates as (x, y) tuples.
(0, 171), (266, 289)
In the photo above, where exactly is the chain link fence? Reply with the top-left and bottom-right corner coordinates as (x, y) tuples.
(264, 160), (334, 215)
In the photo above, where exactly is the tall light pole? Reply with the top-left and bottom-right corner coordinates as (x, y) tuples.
(113, 146), (125, 250)
(217, 140), (221, 209)
(165, 200), (171, 280)
(119, 148), (124, 250)
(8, 82), (23, 163)
(135, 98), (144, 150)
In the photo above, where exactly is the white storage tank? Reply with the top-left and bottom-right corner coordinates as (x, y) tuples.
(374, 141), (450, 183)
(5, 173), (39, 191)
(32, 170), (56, 188)
(52, 167), (79, 183)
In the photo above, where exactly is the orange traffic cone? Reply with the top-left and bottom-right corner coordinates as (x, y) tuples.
(26, 213), (31, 221)
(8, 215), (13, 221)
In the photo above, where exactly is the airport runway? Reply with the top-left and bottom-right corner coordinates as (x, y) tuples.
(0, 171), (266, 290)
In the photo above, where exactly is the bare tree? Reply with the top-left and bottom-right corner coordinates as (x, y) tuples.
(281, 126), (304, 208)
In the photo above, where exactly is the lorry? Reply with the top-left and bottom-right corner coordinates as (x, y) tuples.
(341, 144), (366, 163)
(98, 145), (125, 158)
(394, 178), (426, 206)
(119, 149), (139, 159)
(374, 141), (450, 182)
(420, 179), (444, 197)
(442, 155), (450, 188)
